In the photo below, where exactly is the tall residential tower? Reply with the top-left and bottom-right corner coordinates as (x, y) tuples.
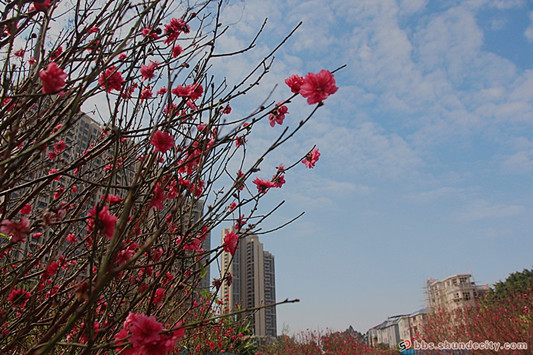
(220, 228), (277, 337)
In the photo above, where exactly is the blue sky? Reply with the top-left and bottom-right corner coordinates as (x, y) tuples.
(209, 0), (533, 335)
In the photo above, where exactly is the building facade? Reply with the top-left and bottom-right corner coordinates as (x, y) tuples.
(9, 113), (120, 256)
(426, 274), (488, 312)
(368, 314), (404, 348)
(8, 112), (212, 286)
(397, 309), (427, 341)
(221, 228), (277, 337)
(263, 251), (277, 337)
(368, 309), (428, 349)
(368, 274), (489, 349)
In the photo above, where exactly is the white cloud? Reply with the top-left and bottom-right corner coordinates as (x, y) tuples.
(185, 0), (533, 229)
(500, 137), (533, 173)
(526, 17), (533, 42)
(508, 69), (533, 102)
(455, 199), (525, 222)
(285, 0), (336, 54)
(398, 0), (428, 15)
(406, 187), (463, 203)
(490, 18), (506, 30)
(502, 150), (533, 173)
(310, 119), (422, 179)
(348, 1), (532, 149)
(476, 227), (513, 239)
(415, 7), (483, 81)
(295, 175), (372, 198)
(489, 0), (527, 10)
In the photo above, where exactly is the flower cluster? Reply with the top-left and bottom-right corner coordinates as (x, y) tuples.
(99, 66), (124, 92)
(150, 130), (175, 153)
(285, 69), (338, 104)
(164, 18), (190, 44)
(115, 313), (184, 355)
(140, 61), (160, 81)
(269, 102), (288, 127)
(0, 217), (30, 243)
(86, 204), (118, 240)
(223, 230), (239, 255)
(302, 147), (320, 168)
(263, 329), (396, 354)
(171, 82), (203, 100)
(39, 62), (67, 94)
(7, 288), (31, 308)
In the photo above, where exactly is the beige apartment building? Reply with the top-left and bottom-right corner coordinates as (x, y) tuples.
(426, 274), (489, 312)
(221, 228), (277, 337)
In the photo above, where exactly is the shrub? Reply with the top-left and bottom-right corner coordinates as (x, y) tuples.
(0, 0), (338, 352)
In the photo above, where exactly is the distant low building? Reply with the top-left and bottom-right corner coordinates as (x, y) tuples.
(398, 308), (427, 341)
(367, 314), (406, 348)
(367, 309), (429, 349)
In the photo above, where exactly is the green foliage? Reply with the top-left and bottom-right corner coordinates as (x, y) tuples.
(377, 342), (390, 350)
(345, 325), (365, 342)
(484, 268), (533, 305)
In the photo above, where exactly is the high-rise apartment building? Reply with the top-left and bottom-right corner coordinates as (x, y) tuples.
(9, 112), (123, 255)
(9, 112), (211, 287)
(221, 228), (277, 337)
(11, 112), (108, 208)
(263, 251), (276, 337)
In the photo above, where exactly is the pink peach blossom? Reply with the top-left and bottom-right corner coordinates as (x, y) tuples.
(299, 70), (338, 104)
